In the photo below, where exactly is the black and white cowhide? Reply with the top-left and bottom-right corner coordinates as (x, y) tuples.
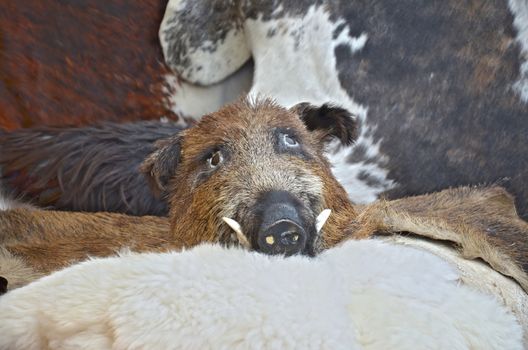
(160, 0), (528, 219)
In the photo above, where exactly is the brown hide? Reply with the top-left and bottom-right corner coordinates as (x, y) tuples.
(342, 186), (528, 292)
(0, 101), (526, 291)
(0, 0), (177, 130)
(2, 186), (527, 292)
(1, 209), (170, 278)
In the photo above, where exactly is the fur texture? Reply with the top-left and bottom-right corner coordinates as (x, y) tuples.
(0, 0), (175, 130)
(0, 208), (170, 288)
(0, 247), (42, 291)
(382, 235), (528, 345)
(0, 195), (29, 211)
(160, 0), (528, 220)
(1, 186), (527, 294)
(0, 102), (526, 297)
(342, 186), (528, 293)
(140, 98), (357, 253)
(0, 121), (184, 216)
(0, 184), (33, 211)
(0, 239), (522, 350)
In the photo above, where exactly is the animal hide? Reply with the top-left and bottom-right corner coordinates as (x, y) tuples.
(0, 121), (185, 215)
(348, 186), (528, 293)
(0, 239), (523, 350)
(0, 0), (176, 130)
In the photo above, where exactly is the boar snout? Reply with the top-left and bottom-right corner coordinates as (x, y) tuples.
(253, 191), (312, 256)
(258, 220), (306, 256)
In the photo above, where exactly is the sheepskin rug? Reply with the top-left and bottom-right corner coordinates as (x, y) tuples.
(0, 239), (523, 350)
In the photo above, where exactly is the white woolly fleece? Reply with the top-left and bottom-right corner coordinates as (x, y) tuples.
(0, 239), (522, 350)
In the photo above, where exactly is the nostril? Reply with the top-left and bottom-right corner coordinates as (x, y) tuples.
(258, 220), (306, 255)
(280, 231), (300, 245)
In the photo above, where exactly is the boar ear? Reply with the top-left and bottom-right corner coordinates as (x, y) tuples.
(140, 135), (181, 196)
(291, 103), (358, 146)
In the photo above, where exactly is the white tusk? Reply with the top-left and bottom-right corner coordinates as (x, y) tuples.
(315, 209), (332, 233)
(222, 217), (251, 249)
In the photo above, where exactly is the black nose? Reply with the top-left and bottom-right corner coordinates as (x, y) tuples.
(255, 191), (308, 255)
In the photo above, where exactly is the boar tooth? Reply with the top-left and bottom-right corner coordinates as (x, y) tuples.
(315, 209), (332, 233)
(222, 217), (251, 249)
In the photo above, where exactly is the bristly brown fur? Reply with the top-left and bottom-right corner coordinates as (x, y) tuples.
(0, 208), (171, 288)
(0, 247), (43, 291)
(152, 98), (358, 248)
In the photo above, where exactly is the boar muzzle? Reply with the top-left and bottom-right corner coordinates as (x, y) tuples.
(255, 191), (311, 256)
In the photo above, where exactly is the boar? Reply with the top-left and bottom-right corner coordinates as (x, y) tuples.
(1, 99), (527, 295)
(140, 99), (358, 255)
(0, 98), (357, 287)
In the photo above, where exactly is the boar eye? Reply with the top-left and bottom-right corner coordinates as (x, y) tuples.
(281, 133), (299, 147)
(207, 151), (224, 168)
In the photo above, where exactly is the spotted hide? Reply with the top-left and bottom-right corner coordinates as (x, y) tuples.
(160, 0), (528, 220)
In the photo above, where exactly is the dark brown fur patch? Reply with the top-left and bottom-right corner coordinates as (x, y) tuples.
(290, 103), (358, 146)
(0, 121), (184, 216)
